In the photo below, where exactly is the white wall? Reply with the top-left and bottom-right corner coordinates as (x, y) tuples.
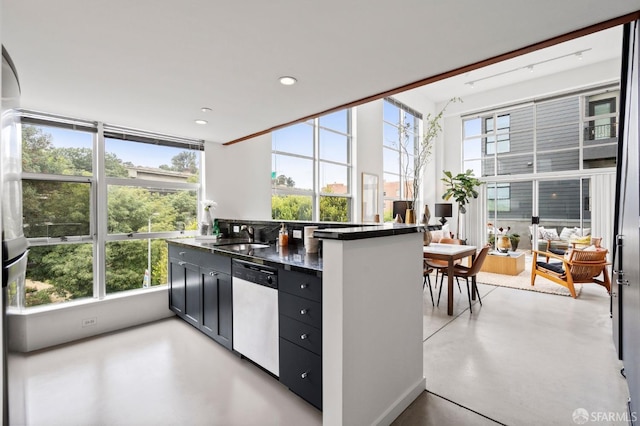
(354, 100), (384, 221)
(8, 288), (173, 352)
(203, 133), (272, 221)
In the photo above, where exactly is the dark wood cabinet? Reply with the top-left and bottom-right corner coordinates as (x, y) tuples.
(184, 262), (201, 327)
(168, 257), (186, 317)
(201, 266), (233, 350)
(168, 244), (232, 349)
(279, 269), (322, 410)
(168, 248), (201, 328)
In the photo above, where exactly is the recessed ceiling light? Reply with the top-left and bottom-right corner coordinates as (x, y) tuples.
(195, 119), (208, 125)
(279, 76), (297, 86)
(201, 107), (212, 113)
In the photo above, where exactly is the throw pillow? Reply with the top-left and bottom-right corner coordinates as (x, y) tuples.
(442, 223), (450, 238)
(574, 227), (591, 236)
(431, 230), (443, 242)
(572, 235), (591, 245)
(583, 245), (597, 251)
(536, 226), (546, 239)
(559, 227), (576, 241)
(542, 228), (559, 240)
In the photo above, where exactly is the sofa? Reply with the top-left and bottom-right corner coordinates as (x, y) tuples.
(530, 226), (591, 252)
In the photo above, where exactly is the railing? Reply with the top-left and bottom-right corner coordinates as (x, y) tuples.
(584, 122), (617, 141)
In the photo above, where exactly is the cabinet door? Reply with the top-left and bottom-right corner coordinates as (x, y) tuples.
(169, 258), (186, 316)
(184, 262), (201, 327)
(201, 268), (233, 350)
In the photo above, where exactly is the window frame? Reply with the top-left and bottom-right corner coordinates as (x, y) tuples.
(382, 98), (422, 221)
(271, 110), (353, 222)
(18, 113), (203, 309)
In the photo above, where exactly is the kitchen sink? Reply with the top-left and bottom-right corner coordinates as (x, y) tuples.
(217, 243), (270, 251)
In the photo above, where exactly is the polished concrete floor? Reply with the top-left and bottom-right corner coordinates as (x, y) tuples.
(8, 281), (630, 425)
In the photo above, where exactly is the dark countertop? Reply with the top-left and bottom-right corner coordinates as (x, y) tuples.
(167, 238), (322, 273)
(313, 223), (424, 241)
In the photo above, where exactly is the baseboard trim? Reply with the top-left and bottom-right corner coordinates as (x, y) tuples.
(373, 376), (426, 426)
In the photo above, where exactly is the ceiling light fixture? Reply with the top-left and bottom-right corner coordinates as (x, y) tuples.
(195, 119), (208, 125)
(201, 107), (212, 113)
(464, 48), (591, 88)
(279, 76), (297, 86)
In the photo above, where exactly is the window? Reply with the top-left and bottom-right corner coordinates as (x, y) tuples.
(382, 98), (421, 221)
(487, 183), (511, 212)
(19, 114), (202, 309)
(272, 110), (352, 222)
(462, 87), (619, 177)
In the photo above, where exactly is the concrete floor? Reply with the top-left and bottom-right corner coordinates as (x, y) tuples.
(8, 281), (630, 425)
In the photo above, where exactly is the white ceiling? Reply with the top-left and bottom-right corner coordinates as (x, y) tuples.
(2, 1), (637, 144)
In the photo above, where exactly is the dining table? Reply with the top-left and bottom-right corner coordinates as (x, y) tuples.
(423, 243), (477, 315)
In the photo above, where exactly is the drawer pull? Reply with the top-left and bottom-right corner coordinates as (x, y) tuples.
(178, 261), (187, 266)
(179, 251), (186, 256)
(300, 371), (309, 379)
(209, 271), (218, 277)
(300, 309), (307, 315)
(300, 333), (308, 340)
(300, 283), (308, 289)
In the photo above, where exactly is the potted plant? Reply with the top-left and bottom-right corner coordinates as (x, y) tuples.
(441, 169), (483, 240)
(399, 98), (460, 223)
(509, 233), (521, 251)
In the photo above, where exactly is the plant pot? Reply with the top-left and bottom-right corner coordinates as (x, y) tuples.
(496, 235), (511, 253)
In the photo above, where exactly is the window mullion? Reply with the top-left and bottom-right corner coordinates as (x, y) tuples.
(95, 122), (107, 299)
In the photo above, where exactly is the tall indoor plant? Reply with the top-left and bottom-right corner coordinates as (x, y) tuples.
(441, 169), (482, 239)
(399, 97), (460, 223)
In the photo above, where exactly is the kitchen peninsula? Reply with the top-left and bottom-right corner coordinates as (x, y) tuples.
(168, 223), (424, 426)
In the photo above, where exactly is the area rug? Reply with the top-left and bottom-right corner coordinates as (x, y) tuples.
(475, 256), (582, 297)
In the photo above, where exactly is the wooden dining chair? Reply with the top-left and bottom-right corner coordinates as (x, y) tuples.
(437, 244), (491, 313)
(423, 260), (435, 306)
(425, 237), (463, 293)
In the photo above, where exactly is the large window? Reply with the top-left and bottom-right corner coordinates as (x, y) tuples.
(20, 115), (201, 308)
(382, 98), (422, 221)
(463, 87), (619, 178)
(272, 110), (352, 222)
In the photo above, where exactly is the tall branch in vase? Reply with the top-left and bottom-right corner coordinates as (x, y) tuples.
(398, 97), (461, 221)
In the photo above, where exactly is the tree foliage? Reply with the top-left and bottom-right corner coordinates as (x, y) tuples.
(21, 124), (199, 306)
(272, 195), (312, 220)
(272, 174), (295, 188)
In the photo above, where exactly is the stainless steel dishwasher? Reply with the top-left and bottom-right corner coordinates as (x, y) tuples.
(232, 259), (279, 376)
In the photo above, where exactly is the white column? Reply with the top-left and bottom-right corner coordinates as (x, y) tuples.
(322, 232), (425, 426)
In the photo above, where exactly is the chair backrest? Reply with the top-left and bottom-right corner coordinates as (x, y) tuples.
(568, 248), (608, 280)
(465, 244), (492, 277)
(440, 238), (462, 245)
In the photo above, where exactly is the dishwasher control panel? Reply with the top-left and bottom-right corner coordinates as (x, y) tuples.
(232, 259), (278, 289)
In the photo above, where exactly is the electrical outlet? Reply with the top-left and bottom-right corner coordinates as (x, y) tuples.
(233, 225), (240, 233)
(293, 230), (302, 239)
(82, 317), (97, 328)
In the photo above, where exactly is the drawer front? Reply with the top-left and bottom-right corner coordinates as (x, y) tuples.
(168, 245), (200, 265)
(198, 252), (231, 275)
(279, 269), (322, 302)
(279, 315), (321, 355)
(279, 292), (322, 329)
(168, 244), (231, 274)
(279, 338), (322, 409)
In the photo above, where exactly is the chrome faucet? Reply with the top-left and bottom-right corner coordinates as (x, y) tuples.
(240, 225), (255, 242)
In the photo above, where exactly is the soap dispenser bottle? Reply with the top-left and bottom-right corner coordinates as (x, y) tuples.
(278, 223), (289, 247)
